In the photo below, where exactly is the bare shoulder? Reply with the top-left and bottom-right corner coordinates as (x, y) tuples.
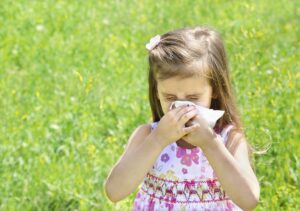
(110, 123), (152, 171)
(226, 129), (252, 167)
(123, 123), (152, 153)
(225, 128), (248, 156)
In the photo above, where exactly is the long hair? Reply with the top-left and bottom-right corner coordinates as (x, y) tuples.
(147, 26), (254, 165)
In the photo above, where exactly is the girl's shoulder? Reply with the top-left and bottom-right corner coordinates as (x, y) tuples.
(221, 124), (247, 155)
(213, 123), (236, 145)
(135, 123), (152, 135)
(124, 123), (152, 152)
(220, 124), (235, 139)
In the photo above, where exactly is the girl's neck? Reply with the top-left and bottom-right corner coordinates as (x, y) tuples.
(175, 138), (197, 149)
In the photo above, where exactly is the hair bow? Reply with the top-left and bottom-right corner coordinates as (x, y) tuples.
(145, 35), (161, 51)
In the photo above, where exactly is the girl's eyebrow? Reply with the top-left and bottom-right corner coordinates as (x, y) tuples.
(162, 92), (202, 97)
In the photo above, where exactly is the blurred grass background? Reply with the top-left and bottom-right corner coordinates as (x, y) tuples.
(0, 0), (299, 210)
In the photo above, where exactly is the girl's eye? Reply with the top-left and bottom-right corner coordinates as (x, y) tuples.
(166, 98), (175, 101)
(165, 98), (198, 101)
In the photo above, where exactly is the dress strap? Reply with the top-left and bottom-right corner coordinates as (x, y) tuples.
(220, 124), (234, 144)
(150, 122), (158, 131)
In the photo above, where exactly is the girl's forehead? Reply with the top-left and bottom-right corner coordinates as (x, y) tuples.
(157, 75), (210, 94)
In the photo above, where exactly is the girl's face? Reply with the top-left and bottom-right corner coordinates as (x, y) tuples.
(157, 75), (215, 114)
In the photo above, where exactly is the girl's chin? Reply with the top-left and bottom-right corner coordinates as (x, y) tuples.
(177, 138), (196, 148)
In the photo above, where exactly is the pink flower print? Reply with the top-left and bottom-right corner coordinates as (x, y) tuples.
(207, 179), (216, 189)
(184, 180), (196, 194)
(176, 148), (199, 166)
(148, 197), (156, 211)
(165, 202), (174, 210)
(182, 168), (188, 174)
(164, 195), (176, 210)
(161, 153), (170, 162)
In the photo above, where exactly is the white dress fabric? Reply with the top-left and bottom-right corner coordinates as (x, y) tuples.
(132, 121), (243, 211)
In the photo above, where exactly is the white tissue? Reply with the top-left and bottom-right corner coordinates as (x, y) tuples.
(169, 100), (224, 128)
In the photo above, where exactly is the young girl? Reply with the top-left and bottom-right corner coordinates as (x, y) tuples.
(105, 26), (260, 210)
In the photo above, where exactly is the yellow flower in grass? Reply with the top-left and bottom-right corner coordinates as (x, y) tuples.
(87, 144), (96, 157)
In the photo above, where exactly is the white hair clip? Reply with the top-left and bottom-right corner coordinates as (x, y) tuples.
(145, 35), (161, 51)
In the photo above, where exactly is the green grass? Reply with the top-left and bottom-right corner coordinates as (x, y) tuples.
(0, 0), (299, 210)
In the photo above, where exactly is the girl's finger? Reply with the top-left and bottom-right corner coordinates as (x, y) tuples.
(175, 105), (196, 120)
(182, 123), (200, 135)
(169, 104), (188, 114)
(178, 107), (198, 124)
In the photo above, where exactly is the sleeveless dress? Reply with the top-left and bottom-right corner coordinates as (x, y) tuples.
(132, 121), (243, 211)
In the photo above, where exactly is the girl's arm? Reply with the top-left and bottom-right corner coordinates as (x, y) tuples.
(104, 124), (165, 203)
(202, 133), (260, 210)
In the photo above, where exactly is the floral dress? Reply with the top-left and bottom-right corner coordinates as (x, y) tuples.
(132, 121), (243, 211)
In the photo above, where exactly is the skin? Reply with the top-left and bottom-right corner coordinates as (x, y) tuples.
(157, 75), (216, 148)
(157, 75), (215, 113)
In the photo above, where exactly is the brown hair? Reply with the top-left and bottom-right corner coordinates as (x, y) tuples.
(147, 26), (255, 165)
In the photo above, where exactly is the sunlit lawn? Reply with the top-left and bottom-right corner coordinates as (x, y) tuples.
(0, 0), (299, 210)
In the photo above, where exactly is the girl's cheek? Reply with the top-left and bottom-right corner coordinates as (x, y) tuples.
(159, 100), (167, 109)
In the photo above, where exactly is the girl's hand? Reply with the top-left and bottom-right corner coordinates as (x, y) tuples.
(153, 105), (200, 148)
(182, 113), (218, 149)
